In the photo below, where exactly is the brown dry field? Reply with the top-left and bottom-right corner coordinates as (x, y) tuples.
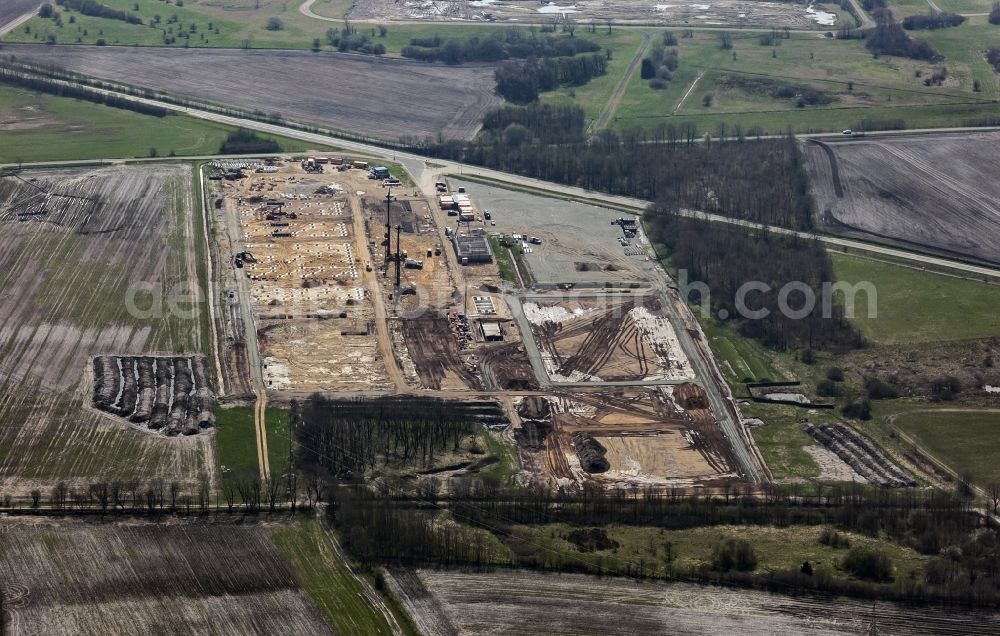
(4, 43), (501, 141)
(519, 387), (740, 490)
(349, 0), (832, 28)
(388, 568), (1000, 636)
(0, 517), (333, 636)
(0, 165), (214, 496)
(806, 133), (1000, 265)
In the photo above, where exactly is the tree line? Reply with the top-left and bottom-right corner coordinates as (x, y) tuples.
(640, 32), (679, 90)
(643, 210), (864, 351)
(481, 102), (587, 144)
(401, 27), (601, 64)
(294, 395), (481, 479)
(419, 131), (814, 230)
(54, 0), (143, 24)
(902, 11), (966, 30)
(219, 128), (281, 154)
(495, 53), (608, 103)
(0, 67), (169, 116)
(322, 477), (1000, 607)
(839, 9), (941, 61)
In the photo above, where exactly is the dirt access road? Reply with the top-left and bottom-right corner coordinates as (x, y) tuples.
(216, 185), (270, 479)
(591, 32), (651, 134)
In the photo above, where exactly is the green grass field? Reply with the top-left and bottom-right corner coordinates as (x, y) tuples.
(892, 409), (1000, 485)
(0, 85), (331, 163)
(480, 429), (520, 485)
(266, 406), (292, 478)
(215, 405), (293, 481)
(745, 402), (824, 480)
(701, 318), (785, 384)
(830, 253), (1000, 344)
(613, 25), (1000, 136)
(214, 406), (259, 480)
(268, 519), (411, 635)
(517, 522), (928, 581)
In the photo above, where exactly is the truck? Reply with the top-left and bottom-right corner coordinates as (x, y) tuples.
(371, 166), (390, 180)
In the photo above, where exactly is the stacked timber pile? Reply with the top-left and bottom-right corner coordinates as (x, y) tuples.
(515, 397), (552, 449)
(573, 433), (610, 473)
(93, 355), (215, 436)
(805, 423), (916, 487)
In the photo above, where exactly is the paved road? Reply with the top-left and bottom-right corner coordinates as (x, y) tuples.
(4, 74), (1000, 281)
(591, 32), (651, 134)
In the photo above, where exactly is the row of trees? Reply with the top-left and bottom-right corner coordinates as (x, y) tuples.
(419, 132), (815, 230)
(0, 67), (169, 116)
(480, 102), (587, 144)
(495, 53), (608, 103)
(323, 477), (1000, 605)
(991, 1), (1000, 24)
(644, 210), (864, 351)
(218, 128), (281, 154)
(640, 34), (679, 90)
(401, 27), (601, 64)
(902, 11), (966, 30)
(294, 395), (481, 478)
(54, 0), (142, 24)
(324, 21), (387, 55)
(863, 12), (941, 60)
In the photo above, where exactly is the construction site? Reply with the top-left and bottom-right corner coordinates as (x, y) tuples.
(212, 158), (763, 492)
(515, 386), (740, 490)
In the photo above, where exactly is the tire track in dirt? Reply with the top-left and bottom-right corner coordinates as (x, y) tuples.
(591, 32), (652, 134)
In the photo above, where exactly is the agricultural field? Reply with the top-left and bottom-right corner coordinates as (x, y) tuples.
(0, 165), (215, 496)
(891, 409), (1000, 485)
(0, 84), (321, 163)
(3, 43), (501, 141)
(390, 567), (1000, 635)
(808, 134), (1000, 265)
(0, 0), (40, 34)
(0, 517), (335, 635)
(268, 519), (409, 635)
